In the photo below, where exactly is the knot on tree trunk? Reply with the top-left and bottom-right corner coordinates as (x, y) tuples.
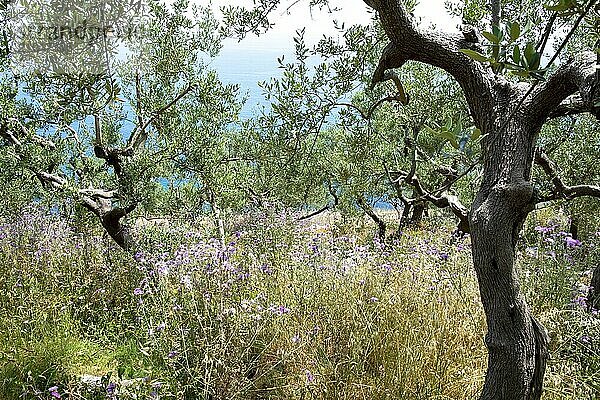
(497, 181), (534, 211)
(470, 180), (534, 231)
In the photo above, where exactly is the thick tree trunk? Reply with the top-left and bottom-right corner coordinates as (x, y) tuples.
(409, 199), (427, 224)
(212, 202), (226, 249)
(398, 200), (411, 229)
(100, 209), (135, 252)
(361, 3), (596, 398)
(568, 215), (579, 240)
(470, 119), (549, 400)
(82, 198), (136, 253)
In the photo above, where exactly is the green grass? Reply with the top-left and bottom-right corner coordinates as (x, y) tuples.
(0, 208), (597, 399)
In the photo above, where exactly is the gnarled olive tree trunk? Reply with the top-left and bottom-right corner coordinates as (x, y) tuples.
(82, 196), (137, 253)
(470, 117), (548, 399)
(362, 0), (598, 398)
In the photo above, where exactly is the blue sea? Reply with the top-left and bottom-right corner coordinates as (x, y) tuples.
(208, 43), (290, 120)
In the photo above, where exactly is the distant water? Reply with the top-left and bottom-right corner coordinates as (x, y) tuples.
(209, 42), (351, 123)
(208, 44), (290, 120)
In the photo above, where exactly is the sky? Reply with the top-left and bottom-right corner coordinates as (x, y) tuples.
(197, 0), (461, 118)
(205, 0), (460, 51)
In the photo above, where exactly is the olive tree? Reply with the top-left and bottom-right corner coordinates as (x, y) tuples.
(224, 0), (599, 397)
(0, 0), (241, 251)
(247, 20), (477, 239)
(359, 0), (598, 398)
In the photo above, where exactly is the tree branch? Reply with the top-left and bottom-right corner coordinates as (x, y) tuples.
(490, 0), (500, 29)
(386, 164), (471, 233)
(334, 70), (409, 120)
(357, 195), (387, 240)
(34, 169), (136, 252)
(547, 94), (599, 119)
(364, 0), (495, 127)
(1, 118), (56, 149)
(297, 205), (330, 221)
(92, 83), (196, 176)
(535, 149), (600, 200)
(407, 174), (470, 232)
(297, 180), (339, 221)
(536, 12), (557, 55)
(530, 54), (598, 121)
(107, 83), (197, 160)
(131, 82), (196, 150)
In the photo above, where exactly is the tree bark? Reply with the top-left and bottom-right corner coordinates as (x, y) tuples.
(409, 198), (426, 225)
(82, 197), (136, 253)
(357, 196), (387, 241)
(100, 209), (135, 252)
(399, 201), (411, 228)
(568, 216), (579, 240)
(470, 116), (549, 399)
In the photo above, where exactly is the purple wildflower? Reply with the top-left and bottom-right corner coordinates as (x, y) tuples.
(534, 225), (553, 234)
(305, 370), (315, 383)
(565, 236), (582, 248)
(580, 335), (591, 344)
(573, 295), (587, 308)
(156, 262), (170, 275)
(269, 305), (290, 315)
(49, 386), (61, 399)
(133, 287), (144, 296)
(310, 325), (320, 335)
(259, 264), (273, 275)
(167, 350), (178, 358)
(134, 251), (146, 263)
(180, 275), (192, 289)
(277, 305), (290, 314)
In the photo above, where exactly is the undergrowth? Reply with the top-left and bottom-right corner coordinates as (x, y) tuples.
(0, 206), (597, 399)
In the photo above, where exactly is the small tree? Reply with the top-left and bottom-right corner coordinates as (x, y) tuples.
(0, 0), (241, 251)
(249, 23), (476, 237)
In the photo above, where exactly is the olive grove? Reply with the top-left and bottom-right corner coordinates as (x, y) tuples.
(1, 0), (600, 398)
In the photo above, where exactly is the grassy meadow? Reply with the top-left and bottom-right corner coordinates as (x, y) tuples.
(0, 206), (598, 399)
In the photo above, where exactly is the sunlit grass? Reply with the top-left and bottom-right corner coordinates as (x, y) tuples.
(0, 207), (597, 399)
